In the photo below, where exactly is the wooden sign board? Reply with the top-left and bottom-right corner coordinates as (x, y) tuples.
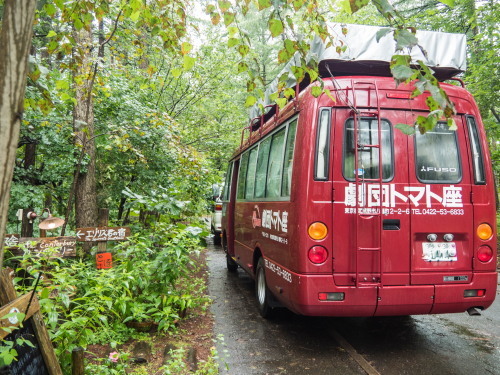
(76, 226), (130, 242)
(10, 237), (77, 258)
(3, 234), (20, 248)
(0, 293), (62, 375)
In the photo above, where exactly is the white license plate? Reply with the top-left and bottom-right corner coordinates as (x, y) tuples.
(422, 242), (457, 262)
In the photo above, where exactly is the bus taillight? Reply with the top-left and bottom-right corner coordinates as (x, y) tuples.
(477, 246), (493, 263)
(464, 289), (486, 298)
(308, 222), (328, 240)
(318, 292), (345, 301)
(477, 223), (493, 240)
(308, 246), (328, 264)
(215, 203), (223, 211)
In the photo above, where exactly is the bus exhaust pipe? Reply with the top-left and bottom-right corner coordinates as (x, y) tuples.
(467, 307), (482, 316)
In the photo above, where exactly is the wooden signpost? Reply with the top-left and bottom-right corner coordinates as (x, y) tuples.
(75, 226), (130, 242)
(9, 237), (77, 258)
(3, 234), (20, 248)
(0, 270), (62, 375)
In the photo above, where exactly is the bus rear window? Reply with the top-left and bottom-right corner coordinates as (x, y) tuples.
(343, 118), (393, 181)
(415, 122), (461, 183)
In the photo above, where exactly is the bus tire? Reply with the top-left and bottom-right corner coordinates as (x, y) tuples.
(256, 258), (273, 318)
(226, 254), (238, 272)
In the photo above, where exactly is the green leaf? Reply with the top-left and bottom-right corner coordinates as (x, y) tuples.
(376, 28), (392, 42)
(130, 10), (141, 22)
(278, 49), (292, 63)
(172, 68), (182, 78)
(258, 0), (272, 10)
(311, 86), (322, 98)
(275, 98), (287, 108)
(394, 29), (418, 51)
(218, 0), (231, 12)
(425, 96), (440, 111)
(373, 0), (396, 16)
(324, 89), (337, 103)
(237, 62), (248, 73)
(228, 38), (240, 48)
(224, 12), (235, 26)
(181, 42), (192, 55)
(349, 0), (369, 13)
(56, 80), (69, 90)
(438, 0), (455, 6)
(293, 0), (305, 11)
(237, 44), (249, 57)
(245, 95), (257, 107)
(46, 30), (57, 38)
(391, 65), (413, 82)
(269, 19), (284, 38)
(74, 18), (83, 31)
(183, 55), (195, 70)
(395, 123), (416, 135)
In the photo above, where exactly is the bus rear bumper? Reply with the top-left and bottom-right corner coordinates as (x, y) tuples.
(285, 272), (498, 317)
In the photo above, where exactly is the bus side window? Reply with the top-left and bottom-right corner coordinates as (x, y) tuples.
(255, 137), (272, 198)
(222, 162), (233, 201)
(466, 116), (486, 184)
(282, 119), (298, 197)
(237, 153), (249, 200)
(266, 129), (286, 198)
(315, 109), (331, 180)
(245, 147), (259, 199)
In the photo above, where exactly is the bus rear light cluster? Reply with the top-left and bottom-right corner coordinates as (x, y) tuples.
(477, 246), (493, 263)
(308, 222), (328, 240)
(308, 246), (328, 264)
(318, 292), (345, 301)
(464, 289), (485, 298)
(215, 203), (223, 211)
(477, 223), (493, 240)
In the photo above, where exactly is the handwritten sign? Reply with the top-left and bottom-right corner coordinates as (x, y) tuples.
(4, 234), (20, 248)
(96, 252), (113, 269)
(11, 237), (77, 258)
(76, 226), (130, 242)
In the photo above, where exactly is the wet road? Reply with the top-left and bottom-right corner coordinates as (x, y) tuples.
(207, 243), (500, 375)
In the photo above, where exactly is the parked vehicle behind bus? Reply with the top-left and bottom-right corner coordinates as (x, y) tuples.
(220, 25), (497, 318)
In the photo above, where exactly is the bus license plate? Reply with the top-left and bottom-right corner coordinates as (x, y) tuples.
(422, 242), (457, 262)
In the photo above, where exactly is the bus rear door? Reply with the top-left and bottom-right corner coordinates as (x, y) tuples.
(332, 108), (415, 315)
(407, 116), (474, 294)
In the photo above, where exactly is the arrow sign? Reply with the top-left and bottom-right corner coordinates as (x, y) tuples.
(75, 227), (130, 242)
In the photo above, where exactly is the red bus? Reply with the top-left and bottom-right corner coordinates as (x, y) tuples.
(220, 73), (498, 318)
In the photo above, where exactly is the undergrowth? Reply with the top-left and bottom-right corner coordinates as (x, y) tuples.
(1, 222), (216, 374)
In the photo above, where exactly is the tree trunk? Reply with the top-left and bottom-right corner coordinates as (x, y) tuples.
(0, 0), (37, 269)
(73, 26), (97, 243)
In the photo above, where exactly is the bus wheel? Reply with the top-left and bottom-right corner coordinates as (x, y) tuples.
(226, 254), (238, 272)
(256, 258), (273, 318)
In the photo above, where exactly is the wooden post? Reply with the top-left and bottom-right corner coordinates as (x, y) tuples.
(97, 208), (109, 254)
(21, 207), (35, 237)
(72, 347), (85, 375)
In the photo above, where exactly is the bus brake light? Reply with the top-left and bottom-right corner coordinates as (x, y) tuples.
(477, 246), (493, 262)
(308, 246), (328, 264)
